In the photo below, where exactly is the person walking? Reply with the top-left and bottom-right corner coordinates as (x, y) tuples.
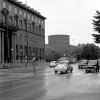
(96, 61), (99, 72)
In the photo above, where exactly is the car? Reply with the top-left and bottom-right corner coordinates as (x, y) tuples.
(78, 60), (88, 69)
(54, 60), (73, 74)
(85, 60), (97, 73)
(49, 61), (57, 68)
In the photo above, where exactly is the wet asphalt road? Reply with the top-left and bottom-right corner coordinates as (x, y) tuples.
(0, 63), (100, 100)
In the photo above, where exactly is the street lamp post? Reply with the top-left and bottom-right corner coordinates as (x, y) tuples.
(32, 49), (36, 74)
(31, 39), (37, 74)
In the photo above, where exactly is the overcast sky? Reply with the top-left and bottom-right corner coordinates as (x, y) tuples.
(20, 0), (100, 46)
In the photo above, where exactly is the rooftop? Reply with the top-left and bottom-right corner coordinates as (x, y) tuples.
(8, 0), (46, 19)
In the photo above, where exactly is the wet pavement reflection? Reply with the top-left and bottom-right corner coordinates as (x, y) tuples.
(0, 63), (100, 100)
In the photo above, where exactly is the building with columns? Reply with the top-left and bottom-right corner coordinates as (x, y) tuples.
(0, 0), (46, 62)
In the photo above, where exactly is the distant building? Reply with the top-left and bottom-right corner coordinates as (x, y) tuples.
(48, 35), (70, 56)
(0, 0), (46, 62)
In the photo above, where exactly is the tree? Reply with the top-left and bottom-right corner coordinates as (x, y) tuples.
(45, 50), (61, 62)
(81, 44), (100, 60)
(71, 45), (83, 60)
(92, 10), (100, 43)
(45, 45), (62, 61)
(71, 43), (100, 60)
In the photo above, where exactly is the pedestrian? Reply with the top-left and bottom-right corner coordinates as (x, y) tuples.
(96, 61), (99, 72)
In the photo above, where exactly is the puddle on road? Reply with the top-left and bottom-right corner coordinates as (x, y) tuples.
(42, 67), (100, 100)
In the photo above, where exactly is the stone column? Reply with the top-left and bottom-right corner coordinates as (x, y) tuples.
(12, 33), (16, 62)
(1, 31), (4, 62)
(0, 31), (1, 62)
(11, 34), (14, 62)
(14, 34), (16, 62)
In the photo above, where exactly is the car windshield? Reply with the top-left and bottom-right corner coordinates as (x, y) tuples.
(88, 60), (97, 65)
(58, 61), (68, 64)
(81, 60), (87, 63)
(51, 61), (56, 63)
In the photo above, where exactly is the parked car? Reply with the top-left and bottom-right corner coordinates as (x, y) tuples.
(50, 61), (57, 68)
(85, 60), (97, 73)
(78, 60), (88, 69)
(54, 60), (73, 74)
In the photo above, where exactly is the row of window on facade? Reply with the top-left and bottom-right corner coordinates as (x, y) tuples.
(16, 44), (45, 60)
(1, 13), (44, 35)
(2, 2), (44, 25)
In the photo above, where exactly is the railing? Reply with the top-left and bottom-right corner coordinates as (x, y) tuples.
(0, 20), (19, 31)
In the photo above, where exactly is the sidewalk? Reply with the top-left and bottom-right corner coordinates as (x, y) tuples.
(0, 61), (50, 83)
(0, 61), (48, 69)
(0, 61), (49, 73)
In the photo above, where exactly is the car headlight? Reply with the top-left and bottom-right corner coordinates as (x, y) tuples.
(63, 66), (67, 69)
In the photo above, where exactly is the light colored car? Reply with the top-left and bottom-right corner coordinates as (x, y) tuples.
(54, 60), (73, 74)
(78, 60), (88, 69)
(50, 61), (57, 68)
(85, 60), (97, 73)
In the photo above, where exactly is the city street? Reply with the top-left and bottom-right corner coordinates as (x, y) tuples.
(0, 63), (100, 100)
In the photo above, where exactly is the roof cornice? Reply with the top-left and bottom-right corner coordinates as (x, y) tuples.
(7, 0), (46, 19)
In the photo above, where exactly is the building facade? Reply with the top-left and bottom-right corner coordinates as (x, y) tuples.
(0, 0), (46, 62)
(48, 35), (70, 56)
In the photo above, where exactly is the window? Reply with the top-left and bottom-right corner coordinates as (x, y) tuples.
(28, 14), (30, 19)
(2, 14), (6, 22)
(28, 23), (31, 32)
(39, 19), (40, 24)
(14, 19), (17, 26)
(29, 47), (31, 60)
(42, 28), (44, 36)
(35, 18), (37, 22)
(32, 22), (35, 33)
(9, 5), (12, 11)
(32, 16), (34, 21)
(20, 10), (22, 15)
(24, 12), (26, 17)
(24, 22), (27, 30)
(39, 25), (41, 35)
(15, 8), (17, 13)
(9, 16), (12, 24)
(19, 20), (23, 29)
(24, 46), (27, 57)
(3, 2), (6, 8)
(35, 26), (38, 34)
(42, 21), (44, 25)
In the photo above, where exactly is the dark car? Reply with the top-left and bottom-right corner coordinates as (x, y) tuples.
(85, 60), (97, 73)
(78, 60), (88, 69)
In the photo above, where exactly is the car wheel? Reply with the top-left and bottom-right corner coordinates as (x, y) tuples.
(55, 70), (57, 74)
(61, 71), (63, 74)
(66, 70), (68, 74)
(70, 67), (73, 73)
(86, 70), (88, 73)
(70, 69), (72, 73)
